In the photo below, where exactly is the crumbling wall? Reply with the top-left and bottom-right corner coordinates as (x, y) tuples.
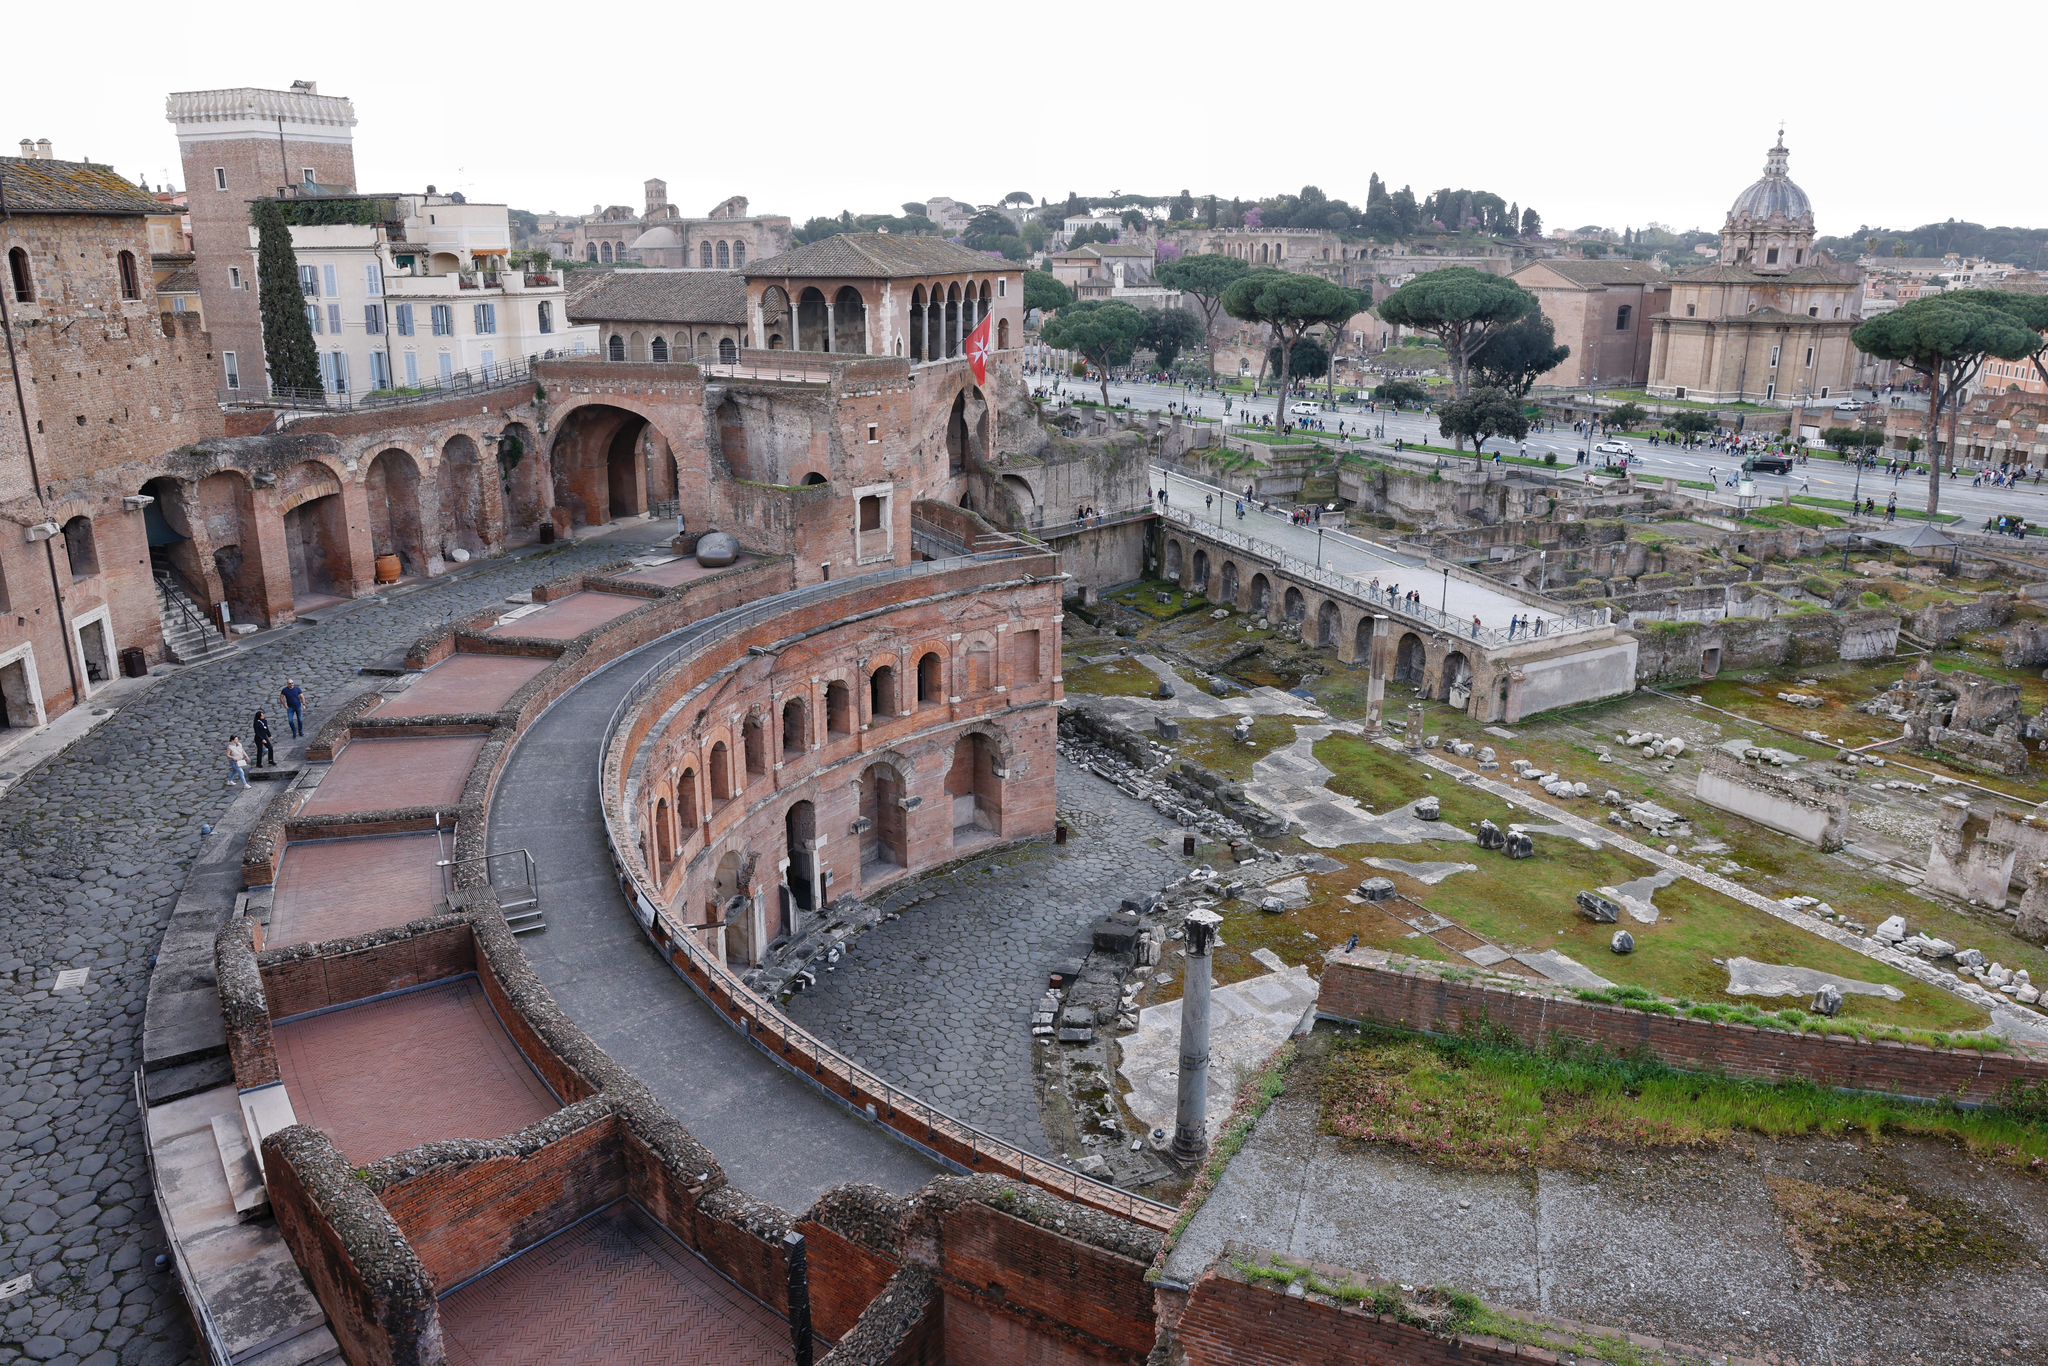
(1922, 804), (2048, 909)
(1695, 749), (1849, 849)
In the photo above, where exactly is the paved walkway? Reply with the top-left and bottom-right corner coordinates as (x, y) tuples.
(0, 527), (656, 1366)
(489, 616), (939, 1211)
(781, 759), (1190, 1153)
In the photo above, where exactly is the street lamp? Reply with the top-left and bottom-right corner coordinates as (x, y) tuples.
(1317, 525), (1325, 569)
(1439, 564), (1449, 614)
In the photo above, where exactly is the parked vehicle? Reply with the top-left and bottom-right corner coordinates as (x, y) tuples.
(1593, 439), (1634, 456)
(1288, 401), (1322, 417)
(1834, 398), (1866, 412)
(1744, 453), (1795, 474)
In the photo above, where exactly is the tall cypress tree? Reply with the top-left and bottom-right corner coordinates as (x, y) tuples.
(252, 198), (321, 394)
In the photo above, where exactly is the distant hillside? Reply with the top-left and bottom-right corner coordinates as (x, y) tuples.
(1816, 221), (2048, 271)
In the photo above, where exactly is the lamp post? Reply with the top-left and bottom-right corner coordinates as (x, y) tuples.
(1316, 525), (1325, 570)
(1439, 564), (1449, 615)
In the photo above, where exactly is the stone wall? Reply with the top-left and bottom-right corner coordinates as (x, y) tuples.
(1317, 949), (2048, 1106)
(1631, 607), (1900, 683)
(1922, 804), (2048, 909)
(1694, 749), (1851, 849)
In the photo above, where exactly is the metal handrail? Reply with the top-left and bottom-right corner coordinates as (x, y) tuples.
(154, 570), (214, 639)
(590, 557), (1176, 1230)
(251, 344), (592, 412)
(437, 847), (537, 900)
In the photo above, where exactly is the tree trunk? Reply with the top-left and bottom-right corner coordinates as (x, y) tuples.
(1274, 330), (1293, 429)
(1098, 363), (1112, 411)
(1923, 367), (1944, 520)
(1201, 300), (1220, 381)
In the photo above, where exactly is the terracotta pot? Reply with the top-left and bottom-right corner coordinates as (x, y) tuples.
(374, 553), (402, 584)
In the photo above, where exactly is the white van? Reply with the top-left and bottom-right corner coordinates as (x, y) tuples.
(1288, 401), (1322, 417)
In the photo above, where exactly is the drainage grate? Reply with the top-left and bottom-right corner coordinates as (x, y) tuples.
(52, 967), (89, 992)
(0, 1273), (30, 1299)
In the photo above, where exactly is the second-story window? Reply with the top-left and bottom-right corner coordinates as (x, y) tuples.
(8, 246), (32, 303)
(431, 304), (453, 336)
(305, 304), (321, 334)
(474, 302), (497, 335)
(322, 264), (338, 297)
(300, 264), (319, 298)
(365, 262), (383, 296)
(117, 250), (140, 300)
(364, 304), (383, 335)
(538, 301), (552, 334)
(395, 303), (414, 336)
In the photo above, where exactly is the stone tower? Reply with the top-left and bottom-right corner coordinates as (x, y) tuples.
(644, 177), (668, 219)
(1719, 129), (1816, 274)
(166, 82), (357, 398)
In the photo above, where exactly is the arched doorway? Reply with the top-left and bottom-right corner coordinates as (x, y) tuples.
(1248, 573), (1271, 617)
(1220, 560), (1240, 606)
(1354, 614), (1376, 661)
(859, 762), (908, 874)
(1164, 539), (1184, 582)
(796, 288), (830, 352)
(832, 288), (868, 353)
(365, 449), (427, 578)
(947, 732), (1003, 843)
(946, 391), (970, 474)
(1282, 586), (1305, 624)
(653, 796), (674, 874)
(713, 849), (753, 964)
(1317, 599), (1340, 648)
(1394, 631), (1426, 687)
(548, 404), (654, 527)
(1442, 651), (1473, 709)
(438, 435), (486, 560)
(139, 476), (202, 598)
(196, 470), (263, 624)
(280, 461), (351, 604)
(1191, 549), (1210, 594)
(785, 800), (818, 918)
(497, 422), (546, 542)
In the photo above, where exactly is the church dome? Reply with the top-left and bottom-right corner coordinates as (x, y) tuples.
(1727, 132), (1812, 224)
(629, 225), (681, 250)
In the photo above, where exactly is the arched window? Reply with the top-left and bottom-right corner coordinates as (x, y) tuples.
(1615, 304), (1632, 331)
(917, 651), (944, 706)
(825, 680), (852, 737)
(650, 336), (668, 362)
(61, 516), (97, 579)
(869, 664), (897, 720)
(607, 333), (626, 361)
(117, 250), (140, 301)
(585, 242), (598, 263)
(998, 318), (1009, 349)
(600, 241), (613, 263)
(716, 241), (730, 269)
(732, 242), (746, 268)
(538, 301), (553, 334)
(8, 247), (32, 303)
(782, 696), (808, 758)
(700, 241), (713, 268)
(742, 714), (767, 779)
(677, 768), (699, 827)
(718, 337), (737, 364)
(709, 742), (732, 803)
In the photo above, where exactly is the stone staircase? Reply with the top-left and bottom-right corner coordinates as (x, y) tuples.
(156, 571), (231, 664)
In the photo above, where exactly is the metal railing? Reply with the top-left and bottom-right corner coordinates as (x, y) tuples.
(439, 848), (538, 908)
(591, 556), (1176, 1231)
(1157, 502), (1608, 647)
(252, 343), (592, 412)
(154, 570), (216, 642)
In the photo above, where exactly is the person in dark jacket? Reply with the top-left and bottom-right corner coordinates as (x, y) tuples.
(252, 709), (277, 768)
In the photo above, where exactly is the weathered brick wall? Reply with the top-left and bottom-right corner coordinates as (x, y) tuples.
(936, 1201), (1156, 1361)
(258, 918), (474, 1020)
(374, 1102), (623, 1289)
(799, 1218), (904, 1343)
(1319, 951), (2048, 1105)
(1174, 1267), (1545, 1366)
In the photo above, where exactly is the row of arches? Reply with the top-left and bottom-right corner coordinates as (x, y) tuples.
(1162, 535), (1484, 710)
(758, 284), (869, 355)
(605, 330), (739, 365)
(907, 280), (993, 363)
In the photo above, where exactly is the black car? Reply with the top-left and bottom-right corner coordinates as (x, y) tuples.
(1743, 454), (1794, 475)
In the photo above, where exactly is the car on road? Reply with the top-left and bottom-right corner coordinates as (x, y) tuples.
(1288, 401), (1322, 417)
(1834, 398), (1866, 412)
(1593, 439), (1634, 456)
(1743, 454), (1795, 474)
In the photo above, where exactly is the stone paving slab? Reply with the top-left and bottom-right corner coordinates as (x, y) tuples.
(1364, 858), (1477, 885)
(1116, 967), (1317, 1146)
(1724, 955), (1904, 1002)
(1511, 949), (1615, 990)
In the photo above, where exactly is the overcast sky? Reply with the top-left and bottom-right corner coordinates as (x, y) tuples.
(13, 1), (2046, 239)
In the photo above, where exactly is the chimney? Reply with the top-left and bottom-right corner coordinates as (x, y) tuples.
(17, 139), (32, 158)
(35, 138), (52, 160)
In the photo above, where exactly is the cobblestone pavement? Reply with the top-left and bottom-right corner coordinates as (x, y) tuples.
(0, 533), (646, 1366)
(782, 758), (1190, 1154)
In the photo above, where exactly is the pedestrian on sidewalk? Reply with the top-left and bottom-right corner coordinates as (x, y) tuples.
(280, 678), (306, 737)
(226, 736), (250, 789)
(252, 710), (277, 768)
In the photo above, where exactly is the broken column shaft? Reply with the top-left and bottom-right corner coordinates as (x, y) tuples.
(1170, 907), (1222, 1165)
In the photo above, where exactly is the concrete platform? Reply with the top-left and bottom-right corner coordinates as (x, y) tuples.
(487, 591), (641, 640)
(274, 977), (558, 1164)
(298, 736), (486, 816)
(614, 555), (737, 589)
(439, 1203), (798, 1366)
(1117, 966), (1318, 1146)
(373, 653), (551, 718)
(268, 832), (450, 947)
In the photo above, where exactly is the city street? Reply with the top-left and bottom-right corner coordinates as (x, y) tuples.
(1032, 369), (2042, 530)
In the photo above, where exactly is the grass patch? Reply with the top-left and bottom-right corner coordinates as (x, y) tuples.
(1743, 503), (1844, 529)
(1175, 715), (1294, 782)
(1313, 1026), (2048, 1173)
(1111, 581), (1209, 621)
(1572, 984), (2001, 1052)
(1767, 1172), (2031, 1286)
(1062, 658), (1160, 698)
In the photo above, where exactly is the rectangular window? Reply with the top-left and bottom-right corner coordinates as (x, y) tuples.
(302, 168), (316, 185)
(306, 304), (321, 334)
(1009, 629), (1042, 684)
(867, 423), (880, 444)
(213, 167), (227, 191)
(1768, 345), (1780, 368)
(327, 303), (342, 334)
(228, 266), (242, 290)
(538, 301), (552, 334)
(300, 264), (319, 297)
(322, 264), (338, 297)
(370, 351), (390, 389)
(364, 303), (383, 335)
(480, 347), (495, 371)
(438, 351), (454, 380)
(172, 296), (187, 314)
(223, 351), (240, 390)
(403, 351), (418, 385)
(431, 304), (453, 336)
(1685, 303), (1695, 317)
(365, 262), (383, 296)
(1805, 346), (1815, 367)
(395, 303), (414, 336)
(473, 302), (497, 334)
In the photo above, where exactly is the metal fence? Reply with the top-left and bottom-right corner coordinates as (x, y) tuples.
(252, 343), (593, 412)
(593, 555), (1177, 1231)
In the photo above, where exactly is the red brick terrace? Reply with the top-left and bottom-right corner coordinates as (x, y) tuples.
(273, 977), (557, 1163)
(487, 591), (641, 640)
(439, 1203), (799, 1366)
(614, 554), (736, 589)
(298, 735), (486, 816)
(268, 833), (449, 948)
(374, 653), (551, 718)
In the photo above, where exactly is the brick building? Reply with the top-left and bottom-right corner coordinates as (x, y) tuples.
(567, 270), (746, 363)
(1509, 258), (1670, 388)
(0, 151), (226, 739)
(167, 82), (360, 400)
(571, 186), (793, 269)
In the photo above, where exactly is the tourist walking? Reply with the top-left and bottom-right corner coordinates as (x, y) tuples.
(252, 710), (276, 768)
(226, 736), (250, 789)
(280, 678), (306, 737)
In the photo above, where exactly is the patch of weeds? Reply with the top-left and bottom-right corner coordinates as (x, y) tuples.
(1766, 1173), (2034, 1289)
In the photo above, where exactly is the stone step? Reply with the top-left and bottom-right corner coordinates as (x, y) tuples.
(239, 1324), (344, 1366)
(209, 1112), (269, 1223)
(142, 1053), (235, 1106)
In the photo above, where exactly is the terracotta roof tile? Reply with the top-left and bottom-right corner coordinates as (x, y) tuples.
(565, 270), (746, 325)
(0, 157), (156, 216)
(743, 233), (1006, 279)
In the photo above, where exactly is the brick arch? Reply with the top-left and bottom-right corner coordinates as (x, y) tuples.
(544, 398), (682, 529)
(1219, 559), (1241, 607)
(1164, 536), (1185, 582)
(1314, 596), (1342, 649)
